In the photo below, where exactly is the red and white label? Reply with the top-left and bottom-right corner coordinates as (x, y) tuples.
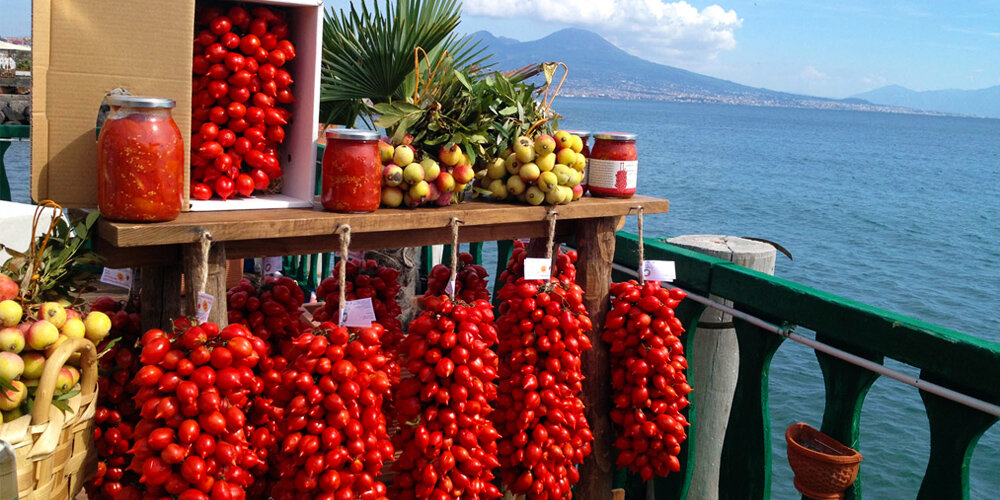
(588, 159), (637, 191)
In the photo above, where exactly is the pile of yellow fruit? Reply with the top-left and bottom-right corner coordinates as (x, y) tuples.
(0, 274), (109, 421)
(476, 131), (587, 205)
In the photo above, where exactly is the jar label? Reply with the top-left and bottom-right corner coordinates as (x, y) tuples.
(588, 159), (637, 191)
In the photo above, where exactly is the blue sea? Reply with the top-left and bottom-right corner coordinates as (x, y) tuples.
(3, 98), (998, 498)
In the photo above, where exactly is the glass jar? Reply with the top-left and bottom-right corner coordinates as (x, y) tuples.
(321, 129), (382, 213)
(588, 132), (638, 198)
(562, 130), (591, 194)
(97, 96), (184, 221)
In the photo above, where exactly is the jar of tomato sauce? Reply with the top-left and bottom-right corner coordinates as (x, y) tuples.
(97, 96), (184, 221)
(321, 129), (382, 213)
(588, 132), (638, 198)
(562, 130), (591, 193)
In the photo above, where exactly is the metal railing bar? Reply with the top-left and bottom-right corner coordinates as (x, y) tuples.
(610, 262), (1000, 417)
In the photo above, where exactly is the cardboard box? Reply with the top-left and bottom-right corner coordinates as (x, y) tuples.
(32, 0), (321, 211)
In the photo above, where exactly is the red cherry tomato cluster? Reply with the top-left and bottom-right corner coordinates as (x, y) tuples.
(493, 249), (594, 499)
(315, 259), (404, 382)
(498, 240), (578, 288)
(226, 276), (307, 342)
(424, 252), (491, 305)
(391, 297), (502, 499)
(603, 280), (691, 480)
(128, 323), (268, 500)
(263, 324), (393, 500)
(87, 296), (144, 500)
(191, 5), (296, 200)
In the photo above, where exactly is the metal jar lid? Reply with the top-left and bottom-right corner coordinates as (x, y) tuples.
(105, 95), (176, 109)
(594, 132), (637, 141)
(325, 128), (381, 141)
(561, 130), (591, 138)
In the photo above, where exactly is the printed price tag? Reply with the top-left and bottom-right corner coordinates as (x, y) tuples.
(195, 292), (214, 323)
(348, 251), (365, 261)
(100, 268), (133, 289)
(523, 258), (552, 280)
(340, 298), (377, 328)
(642, 260), (676, 283)
(262, 257), (282, 275)
(516, 238), (532, 245)
(444, 279), (456, 295)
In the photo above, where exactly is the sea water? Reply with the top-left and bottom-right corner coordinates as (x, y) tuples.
(3, 99), (998, 498)
(552, 98), (1000, 499)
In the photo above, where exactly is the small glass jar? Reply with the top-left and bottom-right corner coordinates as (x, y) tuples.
(97, 96), (184, 221)
(321, 129), (382, 213)
(588, 132), (638, 198)
(562, 130), (591, 194)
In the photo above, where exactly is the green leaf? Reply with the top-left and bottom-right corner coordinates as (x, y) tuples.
(56, 388), (81, 401)
(52, 399), (74, 414)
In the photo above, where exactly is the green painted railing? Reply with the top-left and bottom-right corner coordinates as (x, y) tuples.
(0, 124), (30, 201)
(611, 232), (1000, 500)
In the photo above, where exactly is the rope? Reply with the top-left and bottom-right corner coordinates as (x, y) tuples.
(636, 206), (645, 284)
(194, 231), (212, 296)
(448, 217), (462, 297)
(544, 209), (558, 261)
(337, 224), (351, 326)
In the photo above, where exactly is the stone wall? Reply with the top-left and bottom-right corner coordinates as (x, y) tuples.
(0, 94), (30, 125)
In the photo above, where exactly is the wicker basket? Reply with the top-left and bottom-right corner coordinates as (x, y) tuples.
(0, 338), (98, 500)
(786, 422), (862, 500)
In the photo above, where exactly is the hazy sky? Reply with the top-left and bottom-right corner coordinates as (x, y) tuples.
(3, 0), (998, 98)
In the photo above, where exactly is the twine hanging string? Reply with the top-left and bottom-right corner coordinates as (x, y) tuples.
(337, 224), (352, 326)
(636, 206), (645, 284)
(194, 230), (212, 296)
(544, 209), (558, 261)
(448, 218), (462, 297)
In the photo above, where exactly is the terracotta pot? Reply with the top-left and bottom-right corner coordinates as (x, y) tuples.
(786, 422), (863, 500)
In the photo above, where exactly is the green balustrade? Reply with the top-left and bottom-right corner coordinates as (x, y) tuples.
(0, 124), (30, 201)
(620, 231), (1000, 500)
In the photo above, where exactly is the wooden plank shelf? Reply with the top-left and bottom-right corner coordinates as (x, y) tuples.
(100, 195), (668, 247)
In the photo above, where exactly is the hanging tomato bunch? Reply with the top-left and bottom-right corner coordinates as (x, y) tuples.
(265, 323), (394, 500)
(391, 297), (502, 499)
(127, 323), (268, 499)
(87, 296), (143, 500)
(314, 259), (403, 376)
(498, 240), (577, 288)
(226, 276), (307, 342)
(190, 4), (296, 200)
(424, 252), (491, 305)
(602, 280), (690, 480)
(493, 248), (594, 499)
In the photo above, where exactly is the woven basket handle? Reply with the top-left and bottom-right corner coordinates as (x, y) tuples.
(30, 338), (98, 425)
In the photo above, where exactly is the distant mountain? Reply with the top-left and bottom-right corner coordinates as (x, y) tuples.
(852, 85), (1000, 118)
(467, 29), (914, 114)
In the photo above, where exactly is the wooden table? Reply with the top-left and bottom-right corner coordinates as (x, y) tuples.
(95, 194), (669, 498)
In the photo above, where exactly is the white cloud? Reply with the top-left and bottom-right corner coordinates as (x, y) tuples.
(800, 65), (828, 81)
(463, 0), (742, 66)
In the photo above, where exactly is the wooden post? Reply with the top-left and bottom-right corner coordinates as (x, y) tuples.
(139, 264), (182, 331)
(183, 240), (229, 327)
(576, 216), (619, 497)
(666, 235), (776, 500)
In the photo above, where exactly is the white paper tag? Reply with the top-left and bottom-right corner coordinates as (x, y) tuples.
(642, 260), (676, 282)
(444, 279), (456, 295)
(517, 238), (531, 245)
(100, 268), (133, 289)
(195, 292), (214, 323)
(262, 257), (282, 275)
(523, 258), (552, 280)
(348, 251), (365, 261)
(340, 298), (377, 328)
